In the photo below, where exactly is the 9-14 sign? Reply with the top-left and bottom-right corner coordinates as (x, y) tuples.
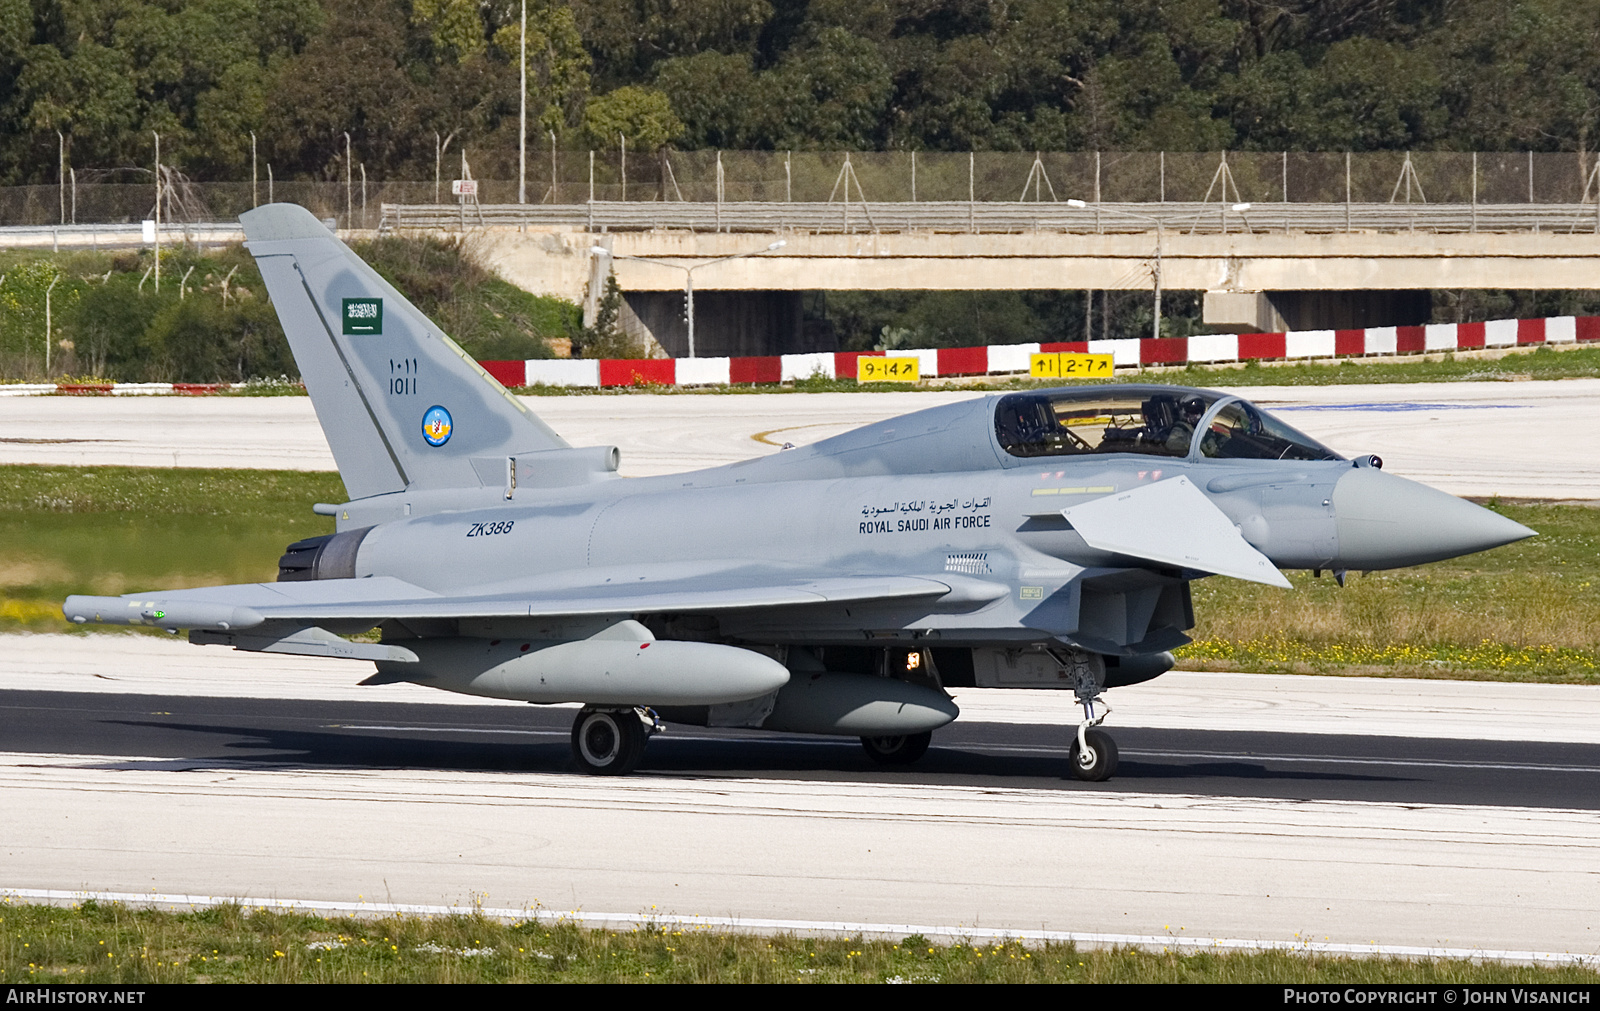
(858, 356), (920, 383)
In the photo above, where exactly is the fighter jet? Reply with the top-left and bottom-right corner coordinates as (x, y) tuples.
(63, 204), (1535, 780)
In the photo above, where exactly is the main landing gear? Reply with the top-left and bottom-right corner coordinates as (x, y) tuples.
(570, 706), (662, 775)
(860, 731), (933, 765)
(1063, 650), (1119, 783)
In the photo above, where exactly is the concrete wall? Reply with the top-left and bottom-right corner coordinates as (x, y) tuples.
(479, 228), (1600, 300)
(1204, 289), (1433, 331)
(473, 224), (1600, 348)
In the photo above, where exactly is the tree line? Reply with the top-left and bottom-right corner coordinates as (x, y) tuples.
(5, 0), (1600, 187)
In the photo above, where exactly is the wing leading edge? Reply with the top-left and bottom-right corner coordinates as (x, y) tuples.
(63, 571), (995, 632)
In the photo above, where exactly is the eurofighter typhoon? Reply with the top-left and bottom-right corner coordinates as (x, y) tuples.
(64, 204), (1535, 779)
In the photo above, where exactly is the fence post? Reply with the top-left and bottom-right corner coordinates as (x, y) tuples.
(968, 151), (974, 233)
(1471, 152), (1477, 233)
(153, 130), (160, 293)
(1345, 152), (1351, 233)
(344, 131), (352, 227)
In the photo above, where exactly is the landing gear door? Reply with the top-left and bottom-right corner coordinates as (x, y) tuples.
(973, 648), (1103, 688)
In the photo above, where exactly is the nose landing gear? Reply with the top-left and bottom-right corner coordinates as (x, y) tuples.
(1061, 649), (1119, 782)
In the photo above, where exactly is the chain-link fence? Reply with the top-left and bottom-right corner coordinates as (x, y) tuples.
(6, 151), (1600, 227)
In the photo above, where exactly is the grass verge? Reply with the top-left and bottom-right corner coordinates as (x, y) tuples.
(1177, 500), (1600, 682)
(0, 465), (343, 633)
(2, 902), (1594, 984)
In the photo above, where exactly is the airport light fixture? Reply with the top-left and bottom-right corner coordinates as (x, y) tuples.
(1067, 198), (1171, 341)
(518, 0), (526, 204)
(1061, 199), (1247, 341)
(589, 241), (787, 358)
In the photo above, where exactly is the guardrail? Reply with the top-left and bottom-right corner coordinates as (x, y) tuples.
(0, 222), (246, 250)
(382, 201), (1600, 236)
(8, 202), (1598, 250)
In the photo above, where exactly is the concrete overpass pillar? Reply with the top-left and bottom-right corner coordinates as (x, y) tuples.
(1203, 289), (1432, 332)
(620, 290), (818, 358)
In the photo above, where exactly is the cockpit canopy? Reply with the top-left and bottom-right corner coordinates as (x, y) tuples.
(994, 388), (1342, 462)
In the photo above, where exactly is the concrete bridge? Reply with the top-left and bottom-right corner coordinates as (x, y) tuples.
(401, 200), (1600, 357)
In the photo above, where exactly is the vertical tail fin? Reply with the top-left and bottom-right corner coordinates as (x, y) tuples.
(241, 204), (568, 499)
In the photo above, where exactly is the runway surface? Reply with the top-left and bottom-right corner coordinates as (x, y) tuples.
(3, 635), (1599, 954)
(0, 378), (1596, 497)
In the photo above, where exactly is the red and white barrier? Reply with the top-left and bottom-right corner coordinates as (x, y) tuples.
(6, 315), (1592, 396)
(489, 314), (1599, 388)
(0, 382), (234, 397)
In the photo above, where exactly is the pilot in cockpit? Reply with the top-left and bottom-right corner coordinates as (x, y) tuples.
(1163, 395), (1208, 455)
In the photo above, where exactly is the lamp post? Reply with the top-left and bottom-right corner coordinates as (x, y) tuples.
(518, 0), (526, 205)
(590, 241), (787, 358)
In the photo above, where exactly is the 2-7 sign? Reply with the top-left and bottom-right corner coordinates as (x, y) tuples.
(1030, 352), (1113, 379)
(858, 356), (920, 382)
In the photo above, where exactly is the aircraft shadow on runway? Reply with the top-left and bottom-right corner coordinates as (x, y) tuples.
(79, 714), (1598, 809)
(7, 687), (1594, 806)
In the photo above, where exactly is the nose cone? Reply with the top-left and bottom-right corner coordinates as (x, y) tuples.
(1332, 468), (1535, 569)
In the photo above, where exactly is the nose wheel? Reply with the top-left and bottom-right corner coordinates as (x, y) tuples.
(571, 707), (657, 775)
(1070, 727), (1118, 782)
(1057, 647), (1119, 782)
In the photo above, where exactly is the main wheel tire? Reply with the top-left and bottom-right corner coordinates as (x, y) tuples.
(860, 731), (933, 766)
(571, 708), (647, 776)
(1069, 728), (1118, 782)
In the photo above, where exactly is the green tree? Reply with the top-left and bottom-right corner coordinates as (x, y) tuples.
(0, 259), (70, 374)
(412, 0), (488, 63)
(582, 85), (682, 150)
(573, 0), (771, 82)
(653, 51), (761, 148)
(493, 0), (591, 136)
(765, 27), (893, 149)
